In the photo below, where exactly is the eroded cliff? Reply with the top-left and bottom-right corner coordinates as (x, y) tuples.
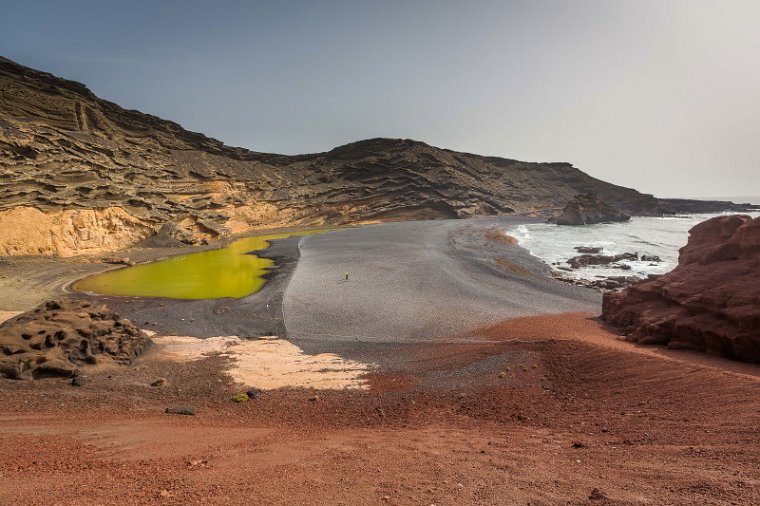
(1, 56), (752, 256)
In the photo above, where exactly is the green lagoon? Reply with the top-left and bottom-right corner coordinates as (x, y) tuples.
(73, 231), (317, 300)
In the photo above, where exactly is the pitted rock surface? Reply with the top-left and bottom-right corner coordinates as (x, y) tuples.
(0, 299), (150, 379)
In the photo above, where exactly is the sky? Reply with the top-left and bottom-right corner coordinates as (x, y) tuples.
(1, 0), (758, 199)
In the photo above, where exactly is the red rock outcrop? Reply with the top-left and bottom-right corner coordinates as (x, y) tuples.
(602, 214), (760, 363)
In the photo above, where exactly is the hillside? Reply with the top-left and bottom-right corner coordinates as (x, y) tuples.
(0, 56), (749, 256)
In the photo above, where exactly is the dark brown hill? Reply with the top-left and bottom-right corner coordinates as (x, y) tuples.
(0, 56), (751, 255)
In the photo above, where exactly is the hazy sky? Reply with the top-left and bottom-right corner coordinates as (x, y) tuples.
(2, 0), (758, 199)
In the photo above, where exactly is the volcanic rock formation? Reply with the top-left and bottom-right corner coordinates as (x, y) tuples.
(602, 215), (760, 363)
(0, 56), (753, 256)
(0, 299), (150, 379)
(551, 193), (631, 225)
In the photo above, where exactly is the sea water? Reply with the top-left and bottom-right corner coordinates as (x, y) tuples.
(512, 209), (760, 281)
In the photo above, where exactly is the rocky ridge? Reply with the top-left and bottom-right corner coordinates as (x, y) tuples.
(602, 215), (760, 363)
(0, 56), (754, 256)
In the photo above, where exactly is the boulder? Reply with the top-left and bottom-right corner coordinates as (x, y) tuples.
(567, 252), (638, 269)
(574, 246), (603, 254)
(551, 194), (631, 226)
(602, 215), (760, 363)
(0, 299), (151, 379)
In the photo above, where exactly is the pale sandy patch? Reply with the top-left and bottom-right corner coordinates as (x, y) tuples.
(152, 335), (371, 390)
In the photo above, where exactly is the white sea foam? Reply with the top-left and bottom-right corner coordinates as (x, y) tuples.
(514, 211), (760, 281)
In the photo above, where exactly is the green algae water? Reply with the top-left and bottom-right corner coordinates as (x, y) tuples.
(73, 231), (319, 300)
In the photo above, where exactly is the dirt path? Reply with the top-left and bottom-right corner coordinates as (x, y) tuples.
(1, 313), (759, 505)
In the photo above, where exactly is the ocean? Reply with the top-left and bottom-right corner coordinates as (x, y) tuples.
(512, 205), (760, 282)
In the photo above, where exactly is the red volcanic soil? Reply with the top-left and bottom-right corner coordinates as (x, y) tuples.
(2, 313), (760, 505)
(603, 214), (760, 362)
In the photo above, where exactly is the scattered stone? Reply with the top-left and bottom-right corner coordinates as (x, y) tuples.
(552, 269), (645, 292)
(567, 252), (638, 269)
(246, 388), (263, 399)
(70, 376), (86, 387)
(165, 406), (195, 416)
(589, 488), (608, 501)
(571, 441), (586, 449)
(232, 392), (249, 403)
(309, 395), (320, 402)
(150, 378), (167, 387)
(574, 246), (603, 254)
(640, 255), (661, 262)
(101, 256), (134, 266)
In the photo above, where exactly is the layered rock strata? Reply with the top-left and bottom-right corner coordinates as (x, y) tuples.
(1, 56), (753, 256)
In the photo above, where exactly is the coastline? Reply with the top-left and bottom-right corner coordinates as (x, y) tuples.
(2, 216), (760, 503)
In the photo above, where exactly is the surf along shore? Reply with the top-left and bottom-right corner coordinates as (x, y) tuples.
(2, 216), (760, 504)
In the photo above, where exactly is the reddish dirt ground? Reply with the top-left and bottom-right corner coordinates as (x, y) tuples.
(2, 313), (760, 505)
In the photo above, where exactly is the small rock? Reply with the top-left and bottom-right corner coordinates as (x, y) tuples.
(231, 392), (249, 403)
(571, 441), (586, 449)
(165, 406), (195, 416)
(589, 488), (608, 500)
(70, 376), (86, 387)
(150, 378), (167, 387)
(309, 395), (320, 402)
(246, 388), (263, 399)
(497, 371), (506, 379)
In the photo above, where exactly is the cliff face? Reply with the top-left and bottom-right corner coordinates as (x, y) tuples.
(602, 215), (760, 363)
(0, 56), (751, 256)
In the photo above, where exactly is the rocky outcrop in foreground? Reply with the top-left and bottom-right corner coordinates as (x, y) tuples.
(550, 193), (630, 225)
(602, 215), (760, 363)
(1, 56), (754, 256)
(0, 299), (150, 379)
